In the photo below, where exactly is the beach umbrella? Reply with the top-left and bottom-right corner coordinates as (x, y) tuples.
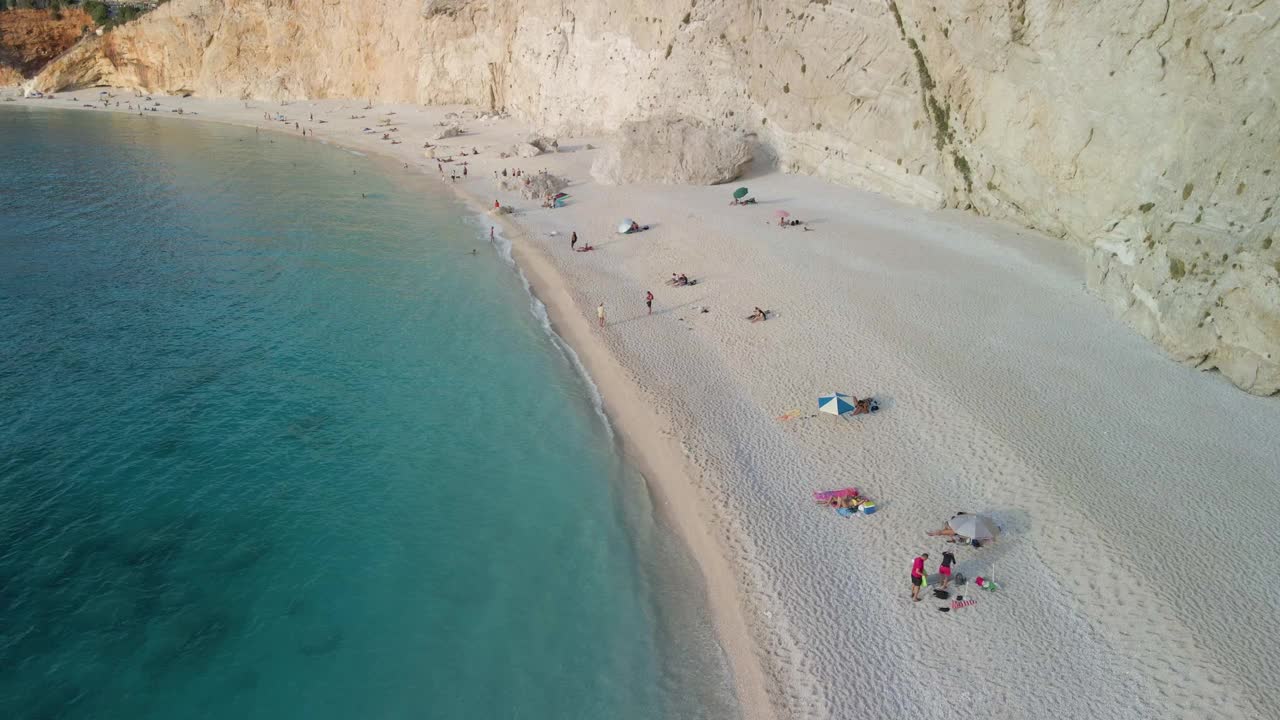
(617, 218), (635, 234)
(775, 209), (791, 218)
(946, 514), (1000, 541)
(733, 187), (749, 199)
(817, 392), (857, 416)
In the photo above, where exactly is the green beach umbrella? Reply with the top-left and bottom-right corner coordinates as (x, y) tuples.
(733, 187), (749, 199)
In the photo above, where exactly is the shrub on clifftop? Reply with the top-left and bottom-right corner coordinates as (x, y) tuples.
(81, 0), (107, 25)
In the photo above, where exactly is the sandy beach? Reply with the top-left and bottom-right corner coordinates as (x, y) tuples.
(9, 90), (1280, 719)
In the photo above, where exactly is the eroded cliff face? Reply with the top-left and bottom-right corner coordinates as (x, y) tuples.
(33, 0), (1280, 393)
(0, 8), (93, 85)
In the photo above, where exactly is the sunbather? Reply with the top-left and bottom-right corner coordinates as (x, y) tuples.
(850, 397), (877, 415)
(749, 307), (768, 322)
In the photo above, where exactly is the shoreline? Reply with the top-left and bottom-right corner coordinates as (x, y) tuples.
(1, 93), (784, 718)
(465, 192), (779, 720)
(9, 90), (1280, 719)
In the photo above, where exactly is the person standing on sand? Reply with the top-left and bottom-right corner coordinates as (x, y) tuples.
(571, 232), (578, 250)
(597, 303), (606, 328)
(939, 550), (956, 589)
(911, 553), (929, 602)
(645, 291), (654, 315)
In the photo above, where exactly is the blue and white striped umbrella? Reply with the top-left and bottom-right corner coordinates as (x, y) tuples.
(817, 392), (856, 416)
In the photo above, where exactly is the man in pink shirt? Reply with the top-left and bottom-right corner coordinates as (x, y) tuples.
(911, 553), (929, 602)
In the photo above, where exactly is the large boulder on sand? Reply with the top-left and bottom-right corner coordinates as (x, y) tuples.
(591, 116), (751, 186)
(431, 124), (463, 140)
(510, 142), (543, 158)
(508, 136), (557, 158)
(501, 171), (569, 200)
(527, 134), (558, 153)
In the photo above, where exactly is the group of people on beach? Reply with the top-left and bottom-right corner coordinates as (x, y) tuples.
(912, 511), (1001, 602)
(778, 217), (811, 230)
(910, 551), (959, 601)
(826, 494), (872, 513)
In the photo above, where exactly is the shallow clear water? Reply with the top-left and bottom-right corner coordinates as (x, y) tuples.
(0, 107), (736, 719)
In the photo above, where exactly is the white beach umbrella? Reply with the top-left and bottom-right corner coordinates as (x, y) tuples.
(946, 514), (999, 541)
(617, 218), (635, 234)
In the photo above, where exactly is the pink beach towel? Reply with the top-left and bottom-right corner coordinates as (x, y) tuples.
(813, 488), (859, 502)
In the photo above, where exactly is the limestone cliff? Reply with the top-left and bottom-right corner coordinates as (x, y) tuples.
(33, 0), (1280, 393)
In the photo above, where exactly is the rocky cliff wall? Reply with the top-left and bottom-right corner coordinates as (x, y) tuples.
(0, 8), (92, 85)
(33, 0), (1280, 393)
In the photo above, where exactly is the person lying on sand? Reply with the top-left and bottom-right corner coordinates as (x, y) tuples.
(574, 244), (595, 252)
(927, 526), (973, 544)
(748, 307), (769, 322)
(829, 495), (862, 511)
(849, 397), (877, 415)
(729, 197), (758, 205)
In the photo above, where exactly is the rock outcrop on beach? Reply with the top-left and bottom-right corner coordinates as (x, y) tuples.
(509, 142), (543, 158)
(591, 116), (752, 186)
(30, 0), (1280, 393)
(526, 134), (558, 153)
(430, 123), (463, 140)
(503, 170), (568, 200)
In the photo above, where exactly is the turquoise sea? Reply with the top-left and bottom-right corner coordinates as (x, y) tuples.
(0, 107), (737, 719)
